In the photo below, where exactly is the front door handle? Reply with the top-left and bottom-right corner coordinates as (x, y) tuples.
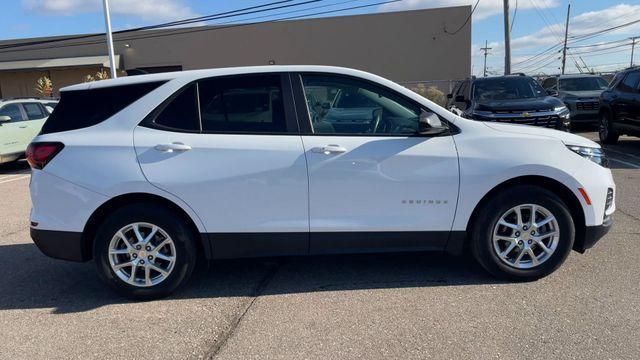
(311, 144), (347, 155)
(19, 125), (28, 128)
(154, 142), (192, 153)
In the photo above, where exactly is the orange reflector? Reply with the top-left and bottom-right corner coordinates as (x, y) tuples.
(578, 188), (592, 205)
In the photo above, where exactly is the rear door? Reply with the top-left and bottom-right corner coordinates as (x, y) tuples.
(0, 103), (29, 156)
(134, 73), (309, 258)
(293, 73), (459, 254)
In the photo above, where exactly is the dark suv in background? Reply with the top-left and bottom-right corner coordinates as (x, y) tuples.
(447, 75), (570, 130)
(599, 67), (640, 144)
(541, 74), (609, 125)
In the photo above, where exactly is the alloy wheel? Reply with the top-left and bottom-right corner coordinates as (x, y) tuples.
(108, 222), (176, 287)
(599, 114), (609, 139)
(492, 204), (560, 269)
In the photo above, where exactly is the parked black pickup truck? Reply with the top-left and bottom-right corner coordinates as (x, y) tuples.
(447, 75), (570, 130)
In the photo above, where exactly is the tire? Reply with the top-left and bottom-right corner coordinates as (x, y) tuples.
(599, 111), (619, 144)
(93, 203), (198, 299)
(470, 185), (575, 281)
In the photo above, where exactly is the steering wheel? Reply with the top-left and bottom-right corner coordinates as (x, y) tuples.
(371, 109), (383, 134)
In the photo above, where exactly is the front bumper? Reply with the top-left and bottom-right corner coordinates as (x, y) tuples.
(30, 228), (89, 262)
(574, 216), (613, 253)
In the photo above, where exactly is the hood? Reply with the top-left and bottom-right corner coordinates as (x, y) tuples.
(559, 90), (603, 99)
(474, 96), (563, 112)
(483, 122), (599, 148)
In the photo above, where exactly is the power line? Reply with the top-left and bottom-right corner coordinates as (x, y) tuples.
(444, 0), (480, 35)
(0, 0), (401, 54)
(0, 0), (307, 50)
(510, 0), (518, 32)
(569, 17), (640, 41)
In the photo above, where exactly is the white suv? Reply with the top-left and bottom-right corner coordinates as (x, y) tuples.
(28, 66), (615, 299)
(0, 98), (52, 164)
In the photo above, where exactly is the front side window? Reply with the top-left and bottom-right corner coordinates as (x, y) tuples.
(199, 75), (286, 133)
(618, 72), (640, 93)
(301, 74), (422, 135)
(0, 104), (24, 121)
(23, 103), (46, 120)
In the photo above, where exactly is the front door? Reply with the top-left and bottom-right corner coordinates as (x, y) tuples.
(612, 72), (640, 128)
(134, 74), (309, 258)
(0, 103), (29, 157)
(294, 73), (460, 254)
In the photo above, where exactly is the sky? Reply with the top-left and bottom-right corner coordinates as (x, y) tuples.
(1, 0), (639, 77)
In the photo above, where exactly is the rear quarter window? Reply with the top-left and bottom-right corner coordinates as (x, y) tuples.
(41, 81), (165, 134)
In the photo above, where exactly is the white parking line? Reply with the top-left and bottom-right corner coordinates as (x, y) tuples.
(609, 157), (640, 169)
(0, 175), (30, 184)
(605, 148), (640, 162)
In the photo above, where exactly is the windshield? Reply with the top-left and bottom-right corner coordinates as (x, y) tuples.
(472, 77), (546, 100)
(559, 77), (608, 91)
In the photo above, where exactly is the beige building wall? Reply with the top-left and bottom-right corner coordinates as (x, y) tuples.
(0, 71), (46, 98)
(0, 6), (471, 96)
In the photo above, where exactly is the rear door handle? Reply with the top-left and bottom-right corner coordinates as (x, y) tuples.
(311, 144), (347, 155)
(154, 142), (192, 153)
(19, 125), (28, 128)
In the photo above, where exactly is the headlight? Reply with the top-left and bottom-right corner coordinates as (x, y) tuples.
(566, 145), (608, 167)
(554, 105), (570, 119)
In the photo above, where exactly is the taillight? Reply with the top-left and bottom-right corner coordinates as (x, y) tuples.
(26, 142), (64, 170)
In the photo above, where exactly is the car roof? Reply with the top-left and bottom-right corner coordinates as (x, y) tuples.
(60, 65), (381, 92)
(471, 75), (534, 82)
(0, 98), (55, 104)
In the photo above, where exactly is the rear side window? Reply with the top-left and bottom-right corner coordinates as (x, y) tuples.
(23, 103), (46, 120)
(153, 84), (200, 131)
(41, 81), (165, 134)
(199, 75), (286, 133)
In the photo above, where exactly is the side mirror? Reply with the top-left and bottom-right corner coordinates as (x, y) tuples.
(418, 111), (447, 135)
(446, 93), (453, 99)
(454, 95), (466, 103)
(547, 89), (559, 97)
(0, 115), (11, 124)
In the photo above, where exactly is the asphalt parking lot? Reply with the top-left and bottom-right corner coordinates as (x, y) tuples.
(0, 132), (639, 359)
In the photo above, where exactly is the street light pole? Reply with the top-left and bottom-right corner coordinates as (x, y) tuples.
(561, 4), (571, 75)
(102, 0), (117, 79)
(631, 36), (638, 68)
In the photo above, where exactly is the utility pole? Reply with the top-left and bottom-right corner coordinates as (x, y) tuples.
(561, 3), (571, 75)
(503, 0), (511, 75)
(480, 40), (492, 77)
(631, 36), (639, 68)
(102, 0), (117, 79)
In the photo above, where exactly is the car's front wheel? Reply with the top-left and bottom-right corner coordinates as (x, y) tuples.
(471, 186), (575, 280)
(599, 111), (619, 144)
(94, 203), (197, 299)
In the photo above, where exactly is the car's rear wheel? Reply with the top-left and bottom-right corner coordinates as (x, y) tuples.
(471, 186), (575, 280)
(94, 203), (197, 299)
(599, 111), (619, 144)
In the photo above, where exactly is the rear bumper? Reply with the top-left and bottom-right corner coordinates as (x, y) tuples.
(30, 228), (89, 262)
(574, 216), (613, 253)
